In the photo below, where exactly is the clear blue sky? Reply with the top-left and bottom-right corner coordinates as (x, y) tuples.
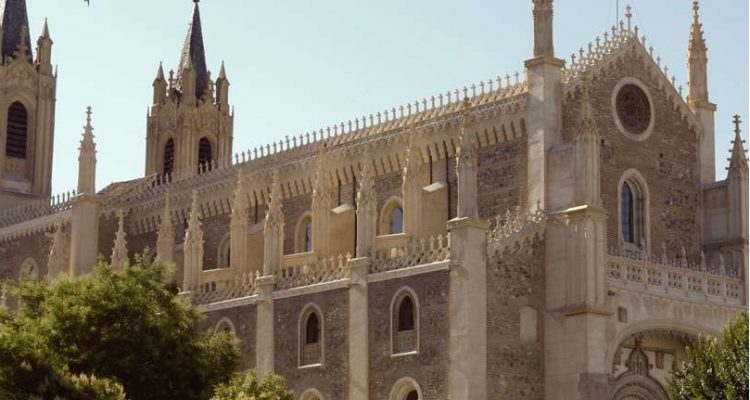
(25, 0), (748, 193)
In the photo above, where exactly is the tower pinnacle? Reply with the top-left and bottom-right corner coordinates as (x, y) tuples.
(77, 106), (97, 195)
(728, 114), (748, 178)
(688, 0), (709, 104)
(176, 0), (209, 100)
(0, 0), (32, 62)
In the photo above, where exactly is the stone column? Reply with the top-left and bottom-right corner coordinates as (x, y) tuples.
(347, 257), (370, 399)
(183, 191), (204, 291)
(447, 114), (488, 399)
(402, 141), (424, 239)
(255, 275), (276, 376)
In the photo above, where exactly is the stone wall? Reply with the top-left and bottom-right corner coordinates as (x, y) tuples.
(487, 233), (545, 400)
(202, 305), (257, 369)
(562, 56), (702, 259)
(368, 271), (449, 399)
(274, 288), (349, 399)
(0, 231), (52, 280)
(477, 138), (527, 219)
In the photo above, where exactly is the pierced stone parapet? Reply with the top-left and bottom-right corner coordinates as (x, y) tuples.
(487, 205), (546, 244)
(275, 253), (351, 290)
(607, 254), (742, 304)
(189, 270), (259, 305)
(0, 189), (76, 229)
(370, 233), (451, 274)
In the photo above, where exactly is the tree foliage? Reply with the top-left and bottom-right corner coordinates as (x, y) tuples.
(210, 370), (295, 400)
(0, 262), (240, 400)
(668, 313), (748, 400)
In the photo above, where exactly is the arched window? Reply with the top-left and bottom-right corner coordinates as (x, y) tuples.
(163, 138), (175, 175)
(299, 304), (323, 367)
(214, 317), (236, 336)
(380, 197), (405, 236)
(392, 288), (418, 354)
(300, 389), (325, 400)
(18, 258), (38, 281)
(217, 233), (230, 269)
(619, 171), (649, 251)
(295, 213), (313, 254)
(198, 137), (212, 168)
(6, 102), (28, 159)
(389, 377), (423, 400)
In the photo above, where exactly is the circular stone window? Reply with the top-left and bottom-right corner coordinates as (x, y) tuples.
(611, 78), (655, 141)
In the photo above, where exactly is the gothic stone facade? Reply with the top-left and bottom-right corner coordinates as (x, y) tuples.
(0, 1), (747, 400)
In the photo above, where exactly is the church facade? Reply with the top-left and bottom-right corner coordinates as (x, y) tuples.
(0, 0), (746, 399)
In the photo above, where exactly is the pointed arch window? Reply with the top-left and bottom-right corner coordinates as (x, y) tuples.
(198, 137), (212, 169)
(619, 171), (649, 252)
(6, 102), (28, 159)
(406, 391), (419, 400)
(295, 213), (313, 254)
(390, 207), (404, 234)
(299, 305), (323, 367)
(163, 138), (175, 176)
(392, 288), (418, 354)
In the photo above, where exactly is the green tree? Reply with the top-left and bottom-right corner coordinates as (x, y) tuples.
(0, 261), (240, 400)
(668, 313), (749, 400)
(211, 370), (295, 400)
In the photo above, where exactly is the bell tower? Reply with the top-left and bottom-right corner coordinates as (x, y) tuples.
(0, 0), (56, 208)
(145, 0), (233, 178)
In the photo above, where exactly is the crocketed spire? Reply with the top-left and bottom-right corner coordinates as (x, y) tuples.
(0, 0), (32, 62)
(176, 0), (209, 100)
(728, 115), (748, 178)
(689, 1), (707, 55)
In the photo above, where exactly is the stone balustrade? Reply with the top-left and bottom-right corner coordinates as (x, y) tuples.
(607, 253), (742, 305)
(370, 233), (451, 274)
(487, 205), (546, 244)
(275, 253), (351, 290)
(190, 270), (259, 305)
(0, 189), (76, 228)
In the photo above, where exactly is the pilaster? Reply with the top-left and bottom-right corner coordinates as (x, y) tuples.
(255, 275), (276, 376)
(446, 217), (488, 400)
(183, 191), (204, 291)
(155, 195), (175, 263)
(230, 169), (249, 271)
(263, 172), (284, 276)
(312, 156), (332, 257)
(69, 193), (101, 276)
(402, 141), (423, 239)
(356, 149), (378, 258)
(347, 257), (370, 400)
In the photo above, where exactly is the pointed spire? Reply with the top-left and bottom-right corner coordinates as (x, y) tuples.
(0, 0), (32, 62)
(218, 61), (227, 80)
(728, 114), (748, 178)
(77, 107), (97, 195)
(176, 0), (209, 100)
(40, 17), (49, 39)
(689, 1), (707, 55)
(110, 209), (129, 271)
(531, 0), (555, 58)
(156, 62), (165, 80)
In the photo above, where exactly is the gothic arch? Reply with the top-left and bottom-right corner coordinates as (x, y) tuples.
(295, 211), (313, 254)
(214, 317), (236, 336)
(605, 319), (714, 373)
(617, 169), (651, 253)
(162, 137), (175, 176)
(380, 196), (404, 235)
(388, 377), (423, 400)
(611, 339), (669, 400)
(299, 388), (324, 400)
(217, 232), (230, 269)
(390, 286), (419, 355)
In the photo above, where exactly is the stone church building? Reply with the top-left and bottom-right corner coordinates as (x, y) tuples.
(0, 0), (746, 399)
